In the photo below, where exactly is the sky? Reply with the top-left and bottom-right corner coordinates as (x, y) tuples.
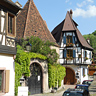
(13, 0), (96, 35)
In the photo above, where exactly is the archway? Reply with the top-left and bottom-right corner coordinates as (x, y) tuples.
(28, 62), (43, 95)
(64, 67), (76, 84)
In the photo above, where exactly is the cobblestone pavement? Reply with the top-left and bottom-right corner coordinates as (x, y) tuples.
(29, 85), (76, 96)
(89, 81), (96, 96)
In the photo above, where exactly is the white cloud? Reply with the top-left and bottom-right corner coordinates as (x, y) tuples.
(77, 1), (86, 7)
(77, 0), (94, 7)
(73, 5), (96, 18)
(87, 0), (94, 3)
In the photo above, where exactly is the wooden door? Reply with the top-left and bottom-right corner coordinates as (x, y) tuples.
(64, 68), (75, 84)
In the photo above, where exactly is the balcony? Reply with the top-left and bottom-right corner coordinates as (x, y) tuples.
(60, 57), (92, 65)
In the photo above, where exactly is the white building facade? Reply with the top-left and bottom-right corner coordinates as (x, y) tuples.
(0, 0), (20, 95)
(52, 10), (93, 84)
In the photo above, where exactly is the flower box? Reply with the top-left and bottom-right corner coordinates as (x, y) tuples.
(66, 43), (74, 47)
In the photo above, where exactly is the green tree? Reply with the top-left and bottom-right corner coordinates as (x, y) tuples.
(18, 36), (59, 64)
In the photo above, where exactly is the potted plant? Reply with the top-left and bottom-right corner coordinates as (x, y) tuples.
(78, 54), (82, 58)
(66, 43), (73, 47)
(84, 57), (88, 61)
(66, 57), (70, 60)
(70, 57), (73, 60)
(83, 74), (86, 77)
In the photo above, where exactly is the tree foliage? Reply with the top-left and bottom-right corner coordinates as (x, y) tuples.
(18, 36), (59, 64)
(83, 31), (96, 53)
(15, 45), (47, 95)
(48, 63), (66, 88)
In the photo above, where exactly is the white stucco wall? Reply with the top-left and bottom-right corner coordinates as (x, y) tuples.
(0, 54), (15, 96)
(80, 65), (88, 83)
(0, 9), (6, 46)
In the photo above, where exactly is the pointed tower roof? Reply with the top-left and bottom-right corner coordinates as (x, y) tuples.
(51, 10), (93, 50)
(16, 0), (56, 43)
(62, 11), (76, 31)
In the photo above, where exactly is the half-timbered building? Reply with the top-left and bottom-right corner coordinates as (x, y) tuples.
(0, 0), (20, 95)
(52, 10), (93, 84)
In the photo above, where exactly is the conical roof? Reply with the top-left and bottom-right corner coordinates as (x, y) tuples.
(16, 0), (56, 43)
(52, 10), (93, 50)
(62, 11), (75, 31)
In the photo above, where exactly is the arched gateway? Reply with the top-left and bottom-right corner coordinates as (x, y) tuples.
(64, 67), (77, 84)
(28, 63), (42, 95)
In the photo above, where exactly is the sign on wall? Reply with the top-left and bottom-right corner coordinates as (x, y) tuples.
(18, 86), (28, 96)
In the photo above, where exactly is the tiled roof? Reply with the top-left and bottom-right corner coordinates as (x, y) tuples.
(16, 0), (56, 43)
(51, 11), (93, 50)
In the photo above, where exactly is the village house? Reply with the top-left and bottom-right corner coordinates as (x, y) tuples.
(0, 0), (20, 95)
(16, 0), (60, 95)
(51, 10), (93, 84)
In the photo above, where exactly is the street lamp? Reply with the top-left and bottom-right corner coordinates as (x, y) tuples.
(26, 42), (32, 52)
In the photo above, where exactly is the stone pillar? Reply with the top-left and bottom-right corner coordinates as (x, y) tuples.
(93, 71), (96, 81)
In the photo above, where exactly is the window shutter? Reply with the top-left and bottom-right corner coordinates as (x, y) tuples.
(63, 36), (66, 44)
(84, 51), (85, 57)
(89, 52), (91, 59)
(73, 36), (75, 44)
(64, 50), (67, 58)
(86, 51), (87, 57)
(5, 70), (10, 93)
(73, 50), (76, 58)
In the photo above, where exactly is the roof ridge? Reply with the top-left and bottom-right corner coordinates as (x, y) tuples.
(67, 11), (77, 30)
(23, 0), (31, 38)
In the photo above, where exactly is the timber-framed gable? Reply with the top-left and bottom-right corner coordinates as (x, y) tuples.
(52, 10), (93, 84)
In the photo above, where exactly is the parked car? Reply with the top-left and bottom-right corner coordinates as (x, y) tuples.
(62, 88), (88, 96)
(75, 84), (89, 95)
(82, 80), (93, 86)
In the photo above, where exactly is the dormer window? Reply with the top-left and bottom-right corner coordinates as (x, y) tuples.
(67, 36), (72, 44)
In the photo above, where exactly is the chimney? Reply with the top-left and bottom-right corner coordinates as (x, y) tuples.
(87, 38), (90, 44)
(70, 9), (73, 18)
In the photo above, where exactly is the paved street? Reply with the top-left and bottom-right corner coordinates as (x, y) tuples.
(29, 76), (96, 96)
(89, 81), (96, 96)
(29, 85), (76, 96)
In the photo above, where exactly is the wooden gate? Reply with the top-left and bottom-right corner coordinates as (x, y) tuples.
(89, 69), (96, 76)
(64, 67), (76, 84)
(28, 63), (42, 95)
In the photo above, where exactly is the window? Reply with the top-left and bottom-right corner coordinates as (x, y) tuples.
(0, 70), (4, 92)
(84, 51), (87, 58)
(8, 14), (14, 34)
(8, 13), (15, 36)
(67, 36), (72, 44)
(0, 70), (10, 93)
(67, 50), (73, 58)
(89, 52), (91, 59)
(83, 68), (85, 77)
